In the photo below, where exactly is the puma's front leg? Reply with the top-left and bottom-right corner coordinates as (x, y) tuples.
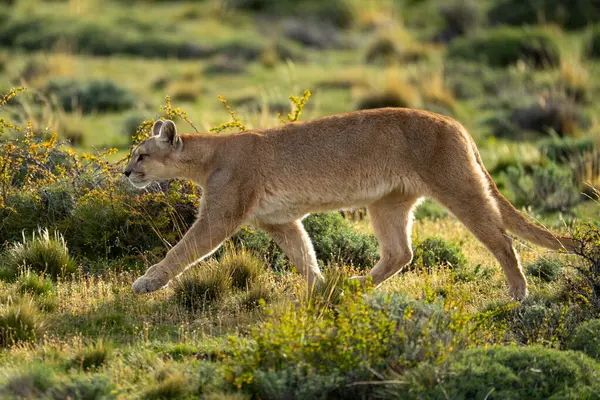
(133, 184), (252, 294)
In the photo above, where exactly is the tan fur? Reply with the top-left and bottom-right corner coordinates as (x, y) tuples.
(124, 109), (574, 299)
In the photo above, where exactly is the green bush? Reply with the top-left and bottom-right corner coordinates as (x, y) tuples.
(504, 163), (581, 212)
(0, 13), (213, 59)
(400, 346), (600, 399)
(48, 375), (115, 400)
(569, 319), (600, 360)
(541, 136), (595, 162)
(303, 213), (379, 269)
(240, 278), (274, 310)
(489, 0), (600, 30)
(0, 300), (46, 348)
(225, 0), (354, 28)
(1, 365), (55, 399)
(17, 271), (55, 296)
(46, 79), (136, 114)
(525, 258), (564, 282)
(172, 263), (231, 312)
(225, 290), (475, 397)
(485, 294), (583, 346)
(447, 27), (561, 68)
(411, 237), (467, 270)
(2, 229), (77, 280)
(229, 226), (288, 270)
(364, 35), (401, 64)
(510, 98), (588, 137)
(568, 222), (600, 314)
(439, 0), (484, 38)
(143, 372), (191, 400)
(70, 341), (112, 371)
(414, 199), (448, 220)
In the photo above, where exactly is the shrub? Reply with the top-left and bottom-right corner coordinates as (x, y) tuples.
(3, 229), (77, 280)
(525, 258), (564, 282)
(414, 199), (448, 220)
(364, 34), (401, 64)
(225, 0), (354, 28)
(172, 263), (231, 312)
(121, 112), (150, 139)
(568, 222), (600, 313)
(45, 79), (136, 114)
(411, 237), (467, 270)
(447, 27), (561, 68)
(541, 136), (594, 162)
(400, 346), (600, 399)
(439, 0), (483, 38)
(303, 213), (379, 270)
(485, 294), (582, 346)
(48, 375), (115, 400)
(224, 290), (478, 397)
(143, 372), (191, 400)
(70, 341), (112, 371)
(356, 82), (420, 110)
(17, 270), (54, 295)
(489, 0), (600, 30)
(0, 300), (46, 348)
(1, 365), (55, 399)
(504, 163), (581, 212)
(569, 319), (600, 360)
(510, 98), (588, 137)
(220, 249), (266, 290)
(229, 226), (287, 270)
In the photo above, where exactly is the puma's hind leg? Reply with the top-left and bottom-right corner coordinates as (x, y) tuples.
(429, 181), (528, 299)
(352, 194), (419, 286)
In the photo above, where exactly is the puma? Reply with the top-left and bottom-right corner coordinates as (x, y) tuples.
(123, 108), (574, 299)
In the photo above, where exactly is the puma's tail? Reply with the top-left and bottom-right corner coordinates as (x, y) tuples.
(469, 138), (576, 252)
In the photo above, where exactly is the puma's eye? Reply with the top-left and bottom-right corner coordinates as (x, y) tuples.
(137, 154), (147, 162)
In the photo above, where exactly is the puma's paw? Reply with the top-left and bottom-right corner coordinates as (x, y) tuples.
(132, 272), (169, 294)
(509, 280), (529, 301)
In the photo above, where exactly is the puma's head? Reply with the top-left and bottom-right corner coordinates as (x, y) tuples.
(123, 119), (183, 188)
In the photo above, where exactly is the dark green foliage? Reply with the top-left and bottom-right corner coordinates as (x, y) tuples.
(0, 13), (213, 59)
(3, 229), (77, 280)
(225, 0), (354, 28)
(0, 300), (45, 348)
(17, 271), (55, 296)
(569, 222), (600, 314)
(439, 0), (484, 38)
(70, 342), (112, 371)
(356, 88), (416, 110)
(447, 27), (561, 68)
(541, 136), (595, 162)
(525, 258), (564, 282)
(364, 35), (401, 64)
(414, 199), (448, 220)
(485, 294), (583, 345)
(411, 237), (467, 270)
(504, 163), (581, 212)
(303, 213), (379, 269)
(510, 99), (588, 137)
(489, 0), (600, 30)
(121, 112), (150, 139)
(48, 375), (115, 400)
(569, 319), (600, 360)
(45, 79), (136, 114)
(172, 264), (231, 312)
(403, 346), (600, 400)
(229, 226), (288, 270)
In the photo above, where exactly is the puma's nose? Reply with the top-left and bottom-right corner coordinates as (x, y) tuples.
(123, 169), (132, 177)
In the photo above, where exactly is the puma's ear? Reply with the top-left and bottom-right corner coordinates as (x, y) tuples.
(156, 120), (180, 146)
(152, 120), (164, 137)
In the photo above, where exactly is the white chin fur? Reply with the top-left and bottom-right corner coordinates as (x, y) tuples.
(130, 179), (151, 189)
